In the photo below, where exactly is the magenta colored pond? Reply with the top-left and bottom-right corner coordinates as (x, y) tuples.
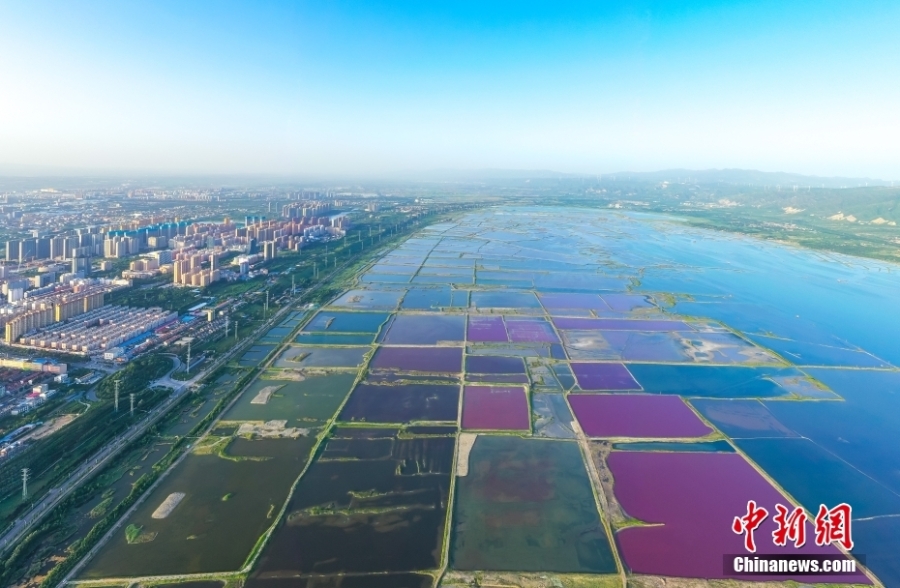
(462, 386), (530, 430)
(571, 363), (641, 390)
(553, 318), (693, 331)
(467, 316), (508, 342)
(505, 318), (559, 343)
(569, 395), (712, 438)
(609, 452), (867, 582)
(371, 347), (463, 373)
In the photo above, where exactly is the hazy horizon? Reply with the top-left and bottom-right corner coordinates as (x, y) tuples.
(0, 164), (895, 187)
(2, 1), (899, 179)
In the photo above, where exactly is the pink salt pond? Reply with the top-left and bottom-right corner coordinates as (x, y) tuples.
(461, 385), (530, 430)
(608, 451), (869, 583)
(569, 394), (713, 438)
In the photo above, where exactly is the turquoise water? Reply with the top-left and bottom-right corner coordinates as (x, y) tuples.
(611, 440), (735, 453)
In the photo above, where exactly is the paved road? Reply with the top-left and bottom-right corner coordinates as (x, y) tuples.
(0, 306), (290, 557)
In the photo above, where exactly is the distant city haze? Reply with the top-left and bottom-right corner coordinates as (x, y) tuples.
(1, 1), (898, 179)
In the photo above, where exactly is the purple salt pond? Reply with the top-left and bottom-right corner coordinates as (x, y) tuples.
(505, 318), (559, 343)
(467, 316), (508, 342)
(569, 394), (712, 437)
(461, 386), (530, 430)
(571, 362), (642, 390)
(554, 318), (693, 331)
(609, 451), (868, 582)
(371, 346), (463, 373)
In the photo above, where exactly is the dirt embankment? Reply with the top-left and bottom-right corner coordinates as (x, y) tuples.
(24, 414), (79, 441)
(455, 433), (477, 476)
(237, 420), (309, 438)
(440, 571), (621, 588)
(588, 441), (628, 526)
(251, 385), (283, 405)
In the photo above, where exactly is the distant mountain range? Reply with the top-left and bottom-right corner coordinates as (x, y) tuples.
(407, 168), (579, 182)
(0, 164), (894, 190)
(406, 167), (894, 188)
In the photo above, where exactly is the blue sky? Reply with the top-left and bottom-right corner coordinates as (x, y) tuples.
(1, 1), (898, 178)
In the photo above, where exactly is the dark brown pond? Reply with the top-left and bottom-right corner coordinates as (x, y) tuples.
(338, 383), (459, 423)
(247, 430), (454, 581)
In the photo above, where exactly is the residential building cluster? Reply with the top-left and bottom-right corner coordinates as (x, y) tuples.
(153, 208), (347, 287)
(171, 250), (222, 287)
(1, 285), (109, 344)
(102, 221), (196, 258)
(3, 197), (346, 289)
(5, 228), (104, 264)
(281, 200), (333, 219)
(18, 304), (177, 353)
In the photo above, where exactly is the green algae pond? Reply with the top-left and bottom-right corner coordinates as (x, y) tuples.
(246, 427), (454, 584)
(223, 372), (357, 427)
(80, 436), (318, 578)
(450, 435), (616, 574)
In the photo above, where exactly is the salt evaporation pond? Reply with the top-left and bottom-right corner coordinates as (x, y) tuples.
(382, 313), (466, 344)
(609, 451), (867, 582)
(569, 394), (712, 438)
(246, 428), (453, 586)
(370, 346), (463, 373)
(81, 207), (900, 587)
(461, 386), (530, 430)
(338, 382), (460, 423)
(451, 436), (617, 574)
(570, 362), (642, 390)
